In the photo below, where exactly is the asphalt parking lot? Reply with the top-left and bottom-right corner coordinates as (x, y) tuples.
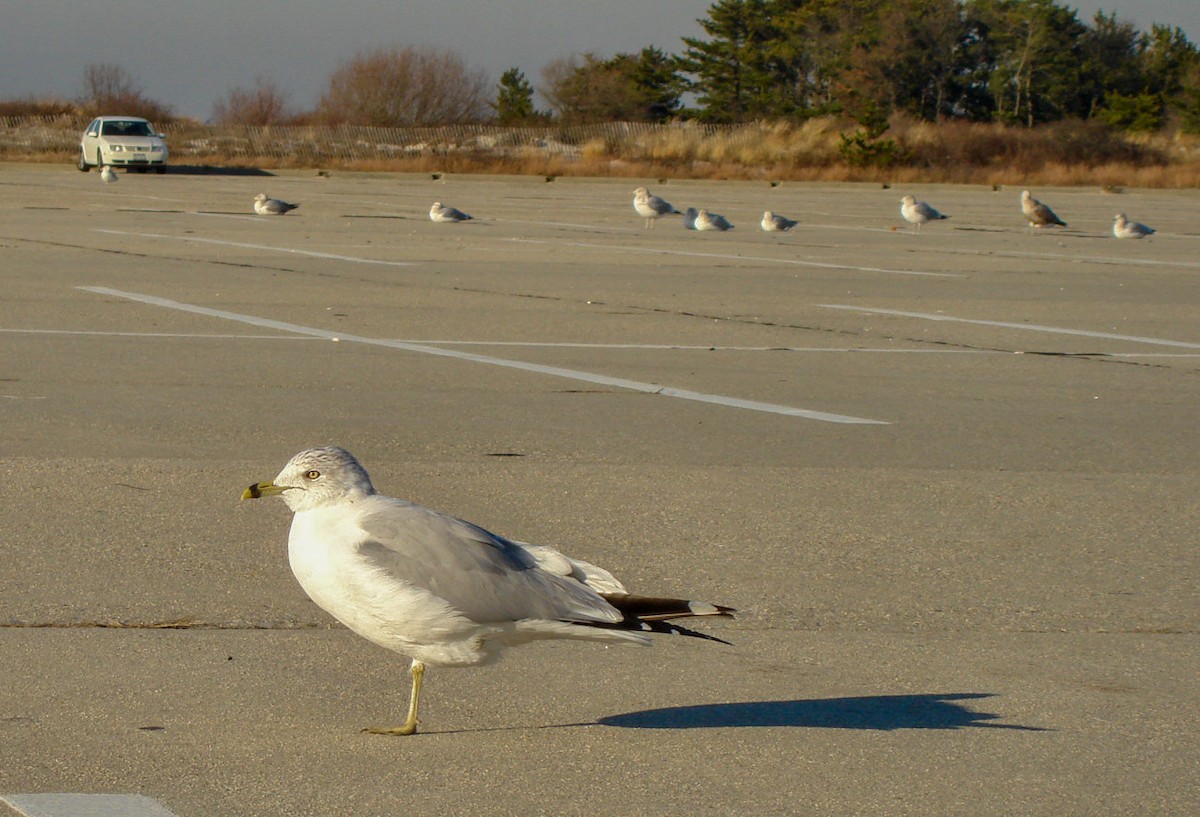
(1, 162), (1197, 816)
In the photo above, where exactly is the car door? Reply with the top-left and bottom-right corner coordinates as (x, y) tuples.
(82, 119), (101, 162)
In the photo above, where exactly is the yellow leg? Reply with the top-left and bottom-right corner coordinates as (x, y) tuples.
(364, 660), (425, 736)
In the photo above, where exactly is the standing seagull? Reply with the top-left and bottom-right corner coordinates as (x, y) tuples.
(429, 202), (473, 223)
(1020, 190), (1067, 231)
(761, 210), (797, 232)
(254, 193), (300, 215)
(242, 446), (733, 736)
(1112, 212), (1155, 239)
(633, 186), (681, 228)
(900, 195), (949, 233)
(694, 208), (734, 231)
(100, 165), (118, 184)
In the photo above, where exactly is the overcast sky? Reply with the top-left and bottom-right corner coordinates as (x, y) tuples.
(2, 0), (1197, 121)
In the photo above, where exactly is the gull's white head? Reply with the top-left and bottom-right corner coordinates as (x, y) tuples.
(243, 446), (376, 512)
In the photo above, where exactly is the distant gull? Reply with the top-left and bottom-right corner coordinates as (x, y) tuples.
(633, 186), (681, 228)
(242, 446), (733, 735)
(761, 210), (797, 232)
(900, 195), (949, 233)
(100, 166), (118, 184)
(693, 208), (734, 231)
(429, 202), (472, 223)
(254, 193), (300, 215)
(1020, 190), (1066, 230)
(1112, 212), (1155, 239)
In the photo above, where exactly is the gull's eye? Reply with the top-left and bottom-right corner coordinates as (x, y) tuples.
(304, 469), (321, 480)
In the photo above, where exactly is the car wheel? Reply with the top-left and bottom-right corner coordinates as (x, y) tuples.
(97, 149), (104, 168)
(77, 149), (90, 172)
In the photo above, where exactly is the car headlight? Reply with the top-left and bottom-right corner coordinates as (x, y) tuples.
(111, 145), (123, 152)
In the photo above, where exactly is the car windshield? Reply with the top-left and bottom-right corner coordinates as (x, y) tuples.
(100, 120), (154, 137)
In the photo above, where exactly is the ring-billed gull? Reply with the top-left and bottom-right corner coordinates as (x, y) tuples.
(242, 446), (733, 735)
(632, 186), (681, 228)
(1112, 212), (1154, 239)
(761, 210), (797, 232)
(254, 193), (300, 215)
(429, 202), (472, 223)
(693, 208), (734, 231)
(1020, 190), (1066, 231)
(900, 195), (948, 233)
(100, 166), (118, 184)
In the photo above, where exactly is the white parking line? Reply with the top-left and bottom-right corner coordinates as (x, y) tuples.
(192, 212), (265, 222)
(77, 286), (888, 424)
(819, 304), (1200, 350)
(1, 793), (182, 817)
(0, 328), (317, 340)
(10, 327), (1196, 358)
(980, 248), (1200, 270)
(507, 238), (963, 278)
(93, 230), (415, 267)
(393, 341), (994, 352)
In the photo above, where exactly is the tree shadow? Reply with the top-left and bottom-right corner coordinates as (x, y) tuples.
(599, 693), (1047, 732)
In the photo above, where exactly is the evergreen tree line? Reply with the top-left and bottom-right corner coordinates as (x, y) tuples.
(507, 0), (1200, 133)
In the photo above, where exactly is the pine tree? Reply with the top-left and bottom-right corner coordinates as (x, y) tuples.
(679, 0), (802, 122)
(493, 67), (540, 125)
(630, 47), (687, 122)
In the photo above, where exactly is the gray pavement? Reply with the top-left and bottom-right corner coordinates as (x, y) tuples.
(1, 162), (1197, 816)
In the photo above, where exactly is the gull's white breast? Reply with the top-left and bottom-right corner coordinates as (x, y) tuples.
(287, 506), (485, 665)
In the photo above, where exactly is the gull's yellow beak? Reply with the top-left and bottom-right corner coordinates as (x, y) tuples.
(242, 480), (287, 500)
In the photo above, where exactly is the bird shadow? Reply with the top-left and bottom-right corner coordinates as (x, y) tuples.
(421, 692), (1047, 736)
(598, 692), (1047, 732)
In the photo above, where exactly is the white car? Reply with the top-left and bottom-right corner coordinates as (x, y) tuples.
(78, 116), (168, 173)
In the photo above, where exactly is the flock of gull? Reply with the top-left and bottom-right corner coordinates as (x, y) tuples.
(633, 184), (1156, 239)
(902, 188), (1157, 239)
(96, 165), (1158, 239)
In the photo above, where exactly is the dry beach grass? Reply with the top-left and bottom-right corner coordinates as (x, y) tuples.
(3, 113), (1199, 187)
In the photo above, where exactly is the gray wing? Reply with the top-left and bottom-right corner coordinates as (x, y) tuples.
(1036, 203), (1064, 225)
(355, 496), (622, 626)
(916, 201), (944, 219)
(648, 195), (678, 216)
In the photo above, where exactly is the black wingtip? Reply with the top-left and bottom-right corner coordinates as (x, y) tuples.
(645, 619), (734, 645)
(590, 593), (735, 644)
(602, 594), (735, 622)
